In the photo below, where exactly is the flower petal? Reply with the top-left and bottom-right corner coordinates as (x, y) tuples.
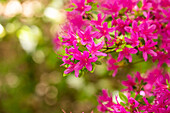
(86, 63), (92, 71)
(143, 52), (148, 61)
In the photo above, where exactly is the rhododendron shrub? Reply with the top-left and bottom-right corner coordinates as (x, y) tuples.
(55, 0), (170, 112)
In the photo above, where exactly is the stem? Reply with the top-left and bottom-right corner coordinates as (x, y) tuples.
(119, 59), (146, 68)
(104, 37), (108, 49)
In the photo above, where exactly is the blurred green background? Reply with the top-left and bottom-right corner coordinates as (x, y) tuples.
(0, 0), (161, 113)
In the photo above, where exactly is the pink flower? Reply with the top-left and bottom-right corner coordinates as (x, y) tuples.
(152, 51), (170, 67)
(62, 31), (77, 46)
(116, 19), (130, 35)
(77, 26), (94, 45)
(107, 54), (119, 77)
(67, 41), (81, 60)
(97, 89), (128, 113)
(162, 8), (170, 22)
(125, 32), (140, 47)
(117, 47), (138, 62)
(95, 22), (114, 41)
(86, 0), (94, 3)
(53, 36), (62, 50)
(74, 51), (97, 77)
(61, 56), (71, 66)
(138, 40), (157, 61)
(64, 62), (76, 75)
(101, 1), (121, 15)
(139, 97), (153, 112)
(71, 0), (91, 15)
(119, 0), (137, 11)
(122, 74), (136, 91)
(67, 11), (89, 30)
(125, 20), (140, 34)
(128, 97), (139, 109)
(139, 22), (157, 41)
(86, 41), (107, 57)
(91, 13), (106, 26)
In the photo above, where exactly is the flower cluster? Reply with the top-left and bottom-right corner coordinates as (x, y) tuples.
(98, 68), (170, 113)
(55, 0), (170, 112)
(55, 0), (170, 77)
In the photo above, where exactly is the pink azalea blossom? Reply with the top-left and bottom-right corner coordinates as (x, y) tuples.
(162, 8), (170, 22)
(117, 47), (138, 62)
(116, 19), (130, 35)
(107, 54), (119, 77)
(139, 22), (157, 41)
(95, 22), (114, 41)
(77, 26), (94, 45)
(138, 40), (157, 61)
(101, 0), (121, 15)
(128, 97), (139, 109)
(91, 13), (106, 26)
(71, 0), (91, 15)
(97, 89), (129, 113)
(152, 51), (170, 67)
(74, 51), (97, 77)
(86, 41), (107, 57)
(67, 11), (89, 30)
(125, 20), (140, 34)
(122, 74), (136, 91)
(125, 32), (140, 47)
(62, 31), (77, 46)
(53, 36), (62, 50)
(86, 0), (94, 3)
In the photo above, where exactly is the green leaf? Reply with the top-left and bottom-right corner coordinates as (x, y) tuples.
(116, 48), (123, 52)
(120, 102), (126, 106)
(148, 96), (155, 103)
(119, 92), (128, 103)
(108, 21), (112, 28)
(91, 3), (98, 11)
(119, 8), (127, 14)
(78, 44), (87, 52)
(79, 70), (84, 77)
(166, 79), (169, 85)
(63, 73), (69, 77)
(90, 63), (95, 73)
(95, 61), (102, 65)
(137, 1), (143, 8)
(130, 91), (136, 98)
(126, 45), (133, 48)
(65, 8), (74, 12)
(72, 3), (76, 7)
(135, 94), (143, 101)
(58, 36), (63, 42)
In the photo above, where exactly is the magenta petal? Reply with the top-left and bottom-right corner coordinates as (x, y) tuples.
(85, 5), (92, 12)
(130, 48), (138, 54)
(143, 52), (148, 61)
(78, 30), (84, 39)
(148, 24), (156, 31)
(124, 26), (132, 32)
(128, 55), (132, 62)
(64, 68), (72, 74)
(83, 51), (89, 58)
(75, 62), (84, 70)
(89, 56), (98, 62)
(86, 63), (92, 71)
(103, 22), (108, 28)
(148, 50), (157, 56)
(75, 69), (79, 77)
(132, 20), (138, 28)
(112, 69), (118, 77)
(117, 52), (124, 62)
(105, 34), (111, 41)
